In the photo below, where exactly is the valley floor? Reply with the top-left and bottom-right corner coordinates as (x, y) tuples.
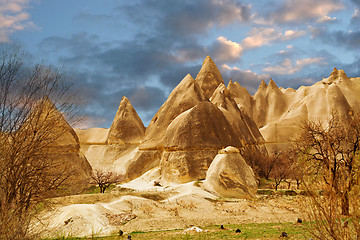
(34, 180), (307, 239)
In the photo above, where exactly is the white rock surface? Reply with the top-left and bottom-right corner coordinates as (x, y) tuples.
(204, 146), (257, 198)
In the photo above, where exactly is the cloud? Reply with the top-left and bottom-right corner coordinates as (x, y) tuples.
(34, 0), (349, 128)
(317, 15), (337, 23)
(352, 0), (360, 7)
(159, 65), (201, 88)
(128, 86), (167, 112)
(221, 64), (270, 94)
(35, 0), (255, 128)
(351, 8), (360, 26)
(269, 0), (343, 23)
(310, 26), (360, 49)
(209, 36), (243, 62)
(119, 0), (252, 37)
(39, 32), (102, 56)
(74, 11), (115, 23)
(263, 57), (326, 75)
(242, 28), (306, 49)
(38, 32), (200, 127)
(0, 0), (37, 42)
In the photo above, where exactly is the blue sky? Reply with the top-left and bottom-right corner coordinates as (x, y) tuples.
(2, 0), (360, 128)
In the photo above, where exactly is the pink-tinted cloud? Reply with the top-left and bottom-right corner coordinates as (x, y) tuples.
(0, 0), (37, 42)
(263, 57), (326, 75)
(210, 36), (243, 62)
(242, 27), (306, 49)
(270, 0), (343, 23)
(221, 64), (270, 93)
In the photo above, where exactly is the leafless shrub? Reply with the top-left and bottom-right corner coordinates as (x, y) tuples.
(270, 153), (293, 191)
(0, 44), (82, 239)
(295, 113), (360, 239)
(240, 144), (278, 179)
(91, 170), (124, 193)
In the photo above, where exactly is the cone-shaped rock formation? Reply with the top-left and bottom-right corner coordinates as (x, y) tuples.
(27, 97), (92, 193)
(124, 74), (208, 181)
(163, 101), (240, 150)
(195, 56), (224, 99)
(107, 96), (145, 145)
(160, 101), (242, 183)
(227, 80), (253, 115)
(29, 96), (81, 149)
(140, 74), (207, 149)
(78, 56), (268, 183)
(210, 84), (263, 144)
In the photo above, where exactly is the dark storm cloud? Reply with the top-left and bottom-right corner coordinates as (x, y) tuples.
(352, 0), (360, 7)
(39, 32), (102, 56)
(119, 0), (252, 37)
(311, 26), (360, 49)
(127, 86), (167, 112)
(36, 1), (256, 127)
(159, 65), (202, 88)
(38, 32), (201, 127)
(94, 41), (179, 79)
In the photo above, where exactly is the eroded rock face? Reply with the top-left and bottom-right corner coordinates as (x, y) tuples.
(210, 83), (264, 144)
(227, 80), (253, 116)
(160, 101), (242, 183)
(160, 150), (218, 183)
(117, 57), (266, 183)
(226, 68), (360, 151)
(203, 146), (257, 198)
(163, 101), (240, 150)
(75, 97), (145, 173)
(124, 74), (208, 181)
(195, 56), (224, 99)
(124, 150), (162, 181)
(29, 97), (92, 193)
(107, 97), (145, 145)
(140, 74), (207, 149)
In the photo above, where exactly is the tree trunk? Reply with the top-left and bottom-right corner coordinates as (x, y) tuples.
(274, 181), (280, 191)
(341, 190), (349, 216)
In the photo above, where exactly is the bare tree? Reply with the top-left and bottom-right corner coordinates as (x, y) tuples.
(240, 144), (278, 179)
(0, 44), (84, 239)
(296, 113), (360, 215)
(91, 170), (124, 193)
(295, 113), (360, 239)
(270, 153), (292, 190)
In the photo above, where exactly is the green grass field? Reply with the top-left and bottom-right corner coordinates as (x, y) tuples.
(46, 222), (311, 240)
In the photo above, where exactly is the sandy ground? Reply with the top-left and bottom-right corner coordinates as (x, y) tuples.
(33, 169), (304, 238)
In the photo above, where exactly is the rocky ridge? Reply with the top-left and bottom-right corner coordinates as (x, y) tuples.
(230, 68), (360, 151)
(124, 56), (264, 183)
(77, 56), (265, 184)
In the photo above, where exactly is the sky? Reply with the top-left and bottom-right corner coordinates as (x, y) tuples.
(2, 0), (360, 128)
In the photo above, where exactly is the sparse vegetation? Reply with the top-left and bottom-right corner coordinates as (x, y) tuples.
(41, 222), (311, 239)
(295, 113), (360, 239)
(240, 145), (284, 181)
(90, 170), (124, 193)
(0, 44), (81, 239)
(271, 152), (293, 191)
